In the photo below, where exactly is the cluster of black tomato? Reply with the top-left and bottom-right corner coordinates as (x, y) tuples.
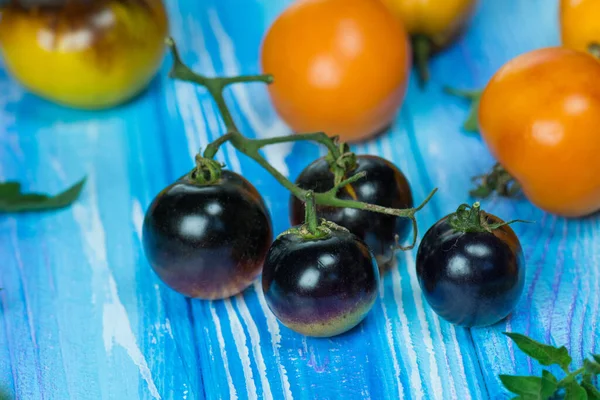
(142, 153), (525, 337)
(142, 39), (526, 338)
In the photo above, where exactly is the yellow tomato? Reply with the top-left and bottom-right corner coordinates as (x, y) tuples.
(0, 0), (168, 109)
(560, 0), (600, 57)
(380, 0), (477, 84)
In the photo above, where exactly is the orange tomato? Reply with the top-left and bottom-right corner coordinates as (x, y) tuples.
(560, 0), (600, 56)
(0, 0), (168, 109)
(479, 47), (600, 217)
(261, 0), (411, 142)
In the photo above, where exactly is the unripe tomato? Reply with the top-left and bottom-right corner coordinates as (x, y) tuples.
(560, 0), (600, 56)
(479, 47), (600, 217)
(261, 0), (411, 142)
(0, 0), (168, 109)
(379, 0), (477, 84)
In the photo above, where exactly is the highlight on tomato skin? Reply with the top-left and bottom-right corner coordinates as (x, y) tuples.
(0, 0), (169, 109)
(261, 0), (411, 143)
(262, 226), (379, 338)
(560, 0), (600, 56)
(478, 47), (600, 217)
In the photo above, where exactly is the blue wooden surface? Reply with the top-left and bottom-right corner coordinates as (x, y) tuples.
(1, 0), (598, 399)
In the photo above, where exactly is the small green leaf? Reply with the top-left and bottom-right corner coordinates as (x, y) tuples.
(565, 381), (588, 400)
(540, 370), (558, 399)
(585, 359), (600, 375)
(593, 355), (600, 365)
(500, 375), (545, 397)
(443, 87), (483, 133)
(0, 178), (86, 213)
(582, 381), (600, 399)
(504, 332), (572, 370)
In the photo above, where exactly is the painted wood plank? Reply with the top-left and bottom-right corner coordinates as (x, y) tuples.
(406, 0), (600, 398)
(0, 61), (203, 398)
(159, 0), (487, 398)
(0, 0), (597, 399)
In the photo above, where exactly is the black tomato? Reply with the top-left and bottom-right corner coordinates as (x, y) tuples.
(416, 203), (526, 327)
(143, 171), (273, 300)
(290, 155), (413, 273)
(262, 223), (379, 337)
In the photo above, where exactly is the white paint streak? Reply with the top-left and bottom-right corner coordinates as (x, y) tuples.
(390, 259), (424, 399)
(403, 251), (444, 399)
(378, 286), (405, 399)
(209, 304), (238, 399)
(254, 282), (294, 399)
(72, 173), (160, 399)
(223, 300), (258, 399)
(236, 295), (274, 400)
(132, 199), (144, 241)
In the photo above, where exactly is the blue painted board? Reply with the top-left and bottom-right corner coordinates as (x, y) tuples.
(1, 0), (598, 399)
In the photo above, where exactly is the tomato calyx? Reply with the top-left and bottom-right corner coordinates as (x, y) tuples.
(448, 202), (529, 234)
(189, 154), (224, 185)
(280, 191), (349, 241)
(470, 162), (521, 198)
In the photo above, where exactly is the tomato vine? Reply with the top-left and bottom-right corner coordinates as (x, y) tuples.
(166, 37), (436, 249)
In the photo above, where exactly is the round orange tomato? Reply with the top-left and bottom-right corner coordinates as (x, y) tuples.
(560, 0), (600, 56)
(0, 0), (168, 109)
(261, 0), (411, 143)
(479, 47), (600, 217)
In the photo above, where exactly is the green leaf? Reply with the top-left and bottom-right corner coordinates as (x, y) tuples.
(565, 381), (588, 400)
(582, 381), (600, 399)
(504, 332), (572, 370)
(0, 178), (86, 213)
(593, 355), (600, 365)
(443, 87), (483, 133)
(540, 370), (558, 399)
(585, 359), (600, 375)
(500, 375), (554, 399)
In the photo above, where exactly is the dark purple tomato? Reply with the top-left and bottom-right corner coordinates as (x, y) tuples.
(143, 171), (273, 300)
(416, 210), (525, 327)
(291, 155), (413, 273)
(262, 224), (379, 337)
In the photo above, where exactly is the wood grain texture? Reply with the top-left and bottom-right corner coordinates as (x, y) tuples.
(0, 0), (597, 399)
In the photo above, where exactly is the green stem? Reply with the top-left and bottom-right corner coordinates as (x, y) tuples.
(443, 87), (482, 100)
(203, 133), (234, 159)
(412, 35), (432, 88)
(589, 42), (600, 59)
(166, 37), (437, 249)
(558, 367), (585, 387)
(304, 191), (318, 234)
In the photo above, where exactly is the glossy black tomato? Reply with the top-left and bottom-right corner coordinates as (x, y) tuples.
(416, 203), (526, 327)
(143, 171), (273, 300)
(262, 222), (379, 337)
(291, 155), (413, 273)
